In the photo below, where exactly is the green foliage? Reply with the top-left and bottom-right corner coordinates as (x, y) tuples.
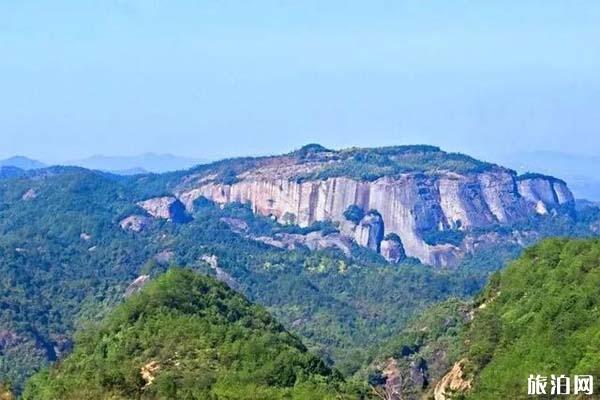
(462, 238), (600, 399)
(421, 229), (466, 246)
(361, 299), (471, 397)
(343, 205), (364, 224)
(296, 146), (497, 182)
(383, 233), (401, 243)
(22, 269), (345, 400)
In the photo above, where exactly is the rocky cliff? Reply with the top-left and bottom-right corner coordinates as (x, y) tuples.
(175, 145), (575, 266)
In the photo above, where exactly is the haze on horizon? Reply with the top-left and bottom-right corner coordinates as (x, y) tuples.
(1, 1), (599, 165)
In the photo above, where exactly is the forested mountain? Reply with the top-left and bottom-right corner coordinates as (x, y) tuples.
(22, 269), (345, 400)
(367, 238), (600, 399)
(1, 145), (599, 396)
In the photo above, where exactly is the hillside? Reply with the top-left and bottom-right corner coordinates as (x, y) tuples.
(457, 238), (600, 399)
(369, 238), (600, 399)
(22, 269), (344, 399)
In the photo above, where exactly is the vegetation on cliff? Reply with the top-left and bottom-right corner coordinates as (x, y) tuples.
(294, 145), (499, 181)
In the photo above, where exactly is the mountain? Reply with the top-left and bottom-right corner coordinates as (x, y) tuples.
(67, 153), (207, 173)
(0, 164), (486, 392)
(0, 144), (598, 394)
(498, 150), (600, 201)
(369, 238), (600, 399)
(0, 156), (46, 170)
(174, 144), (576, 266)
(22, 269), (345, 399)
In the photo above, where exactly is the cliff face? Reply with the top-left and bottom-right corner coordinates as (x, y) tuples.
(175, 146), (575, 266)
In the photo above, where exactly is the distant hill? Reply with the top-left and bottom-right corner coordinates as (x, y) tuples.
(67, 153), (207, 173)
(23, 269), (344, 400)
(0, 156), (46, 170)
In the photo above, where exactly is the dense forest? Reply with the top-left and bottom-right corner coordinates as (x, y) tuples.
(365, 238), (600, 399)
(23, 269), (348, 400)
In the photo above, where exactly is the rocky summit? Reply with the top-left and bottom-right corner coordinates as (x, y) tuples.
(174, 144), (575, 266)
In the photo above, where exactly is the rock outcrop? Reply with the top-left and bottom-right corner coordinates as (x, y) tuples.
(380, 234), (406, 263)
(137, 196), (190, 223)
(200, 255), (239, 290)
(175, 146), (575, 266)
(517, 175), (574, 215)
(434, 360), (472, 400)
(124, 275), (151, 297)
(353, 210), (384, 252)
(120, 215), (152, 232)
(21, 188), (38, 201)
(253, 231), (353, 256)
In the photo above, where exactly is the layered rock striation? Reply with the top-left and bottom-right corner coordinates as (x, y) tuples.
(175, 146), (575, 266)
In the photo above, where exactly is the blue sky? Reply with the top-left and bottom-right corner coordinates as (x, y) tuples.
(1, 1), (599, 163)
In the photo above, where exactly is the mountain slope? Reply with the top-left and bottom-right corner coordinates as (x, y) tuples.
(23, 269), (343, 400)
(457, 238), (600, 399)
(371, 239), (600, 399)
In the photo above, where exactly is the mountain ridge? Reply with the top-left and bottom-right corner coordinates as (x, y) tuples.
(171, 144), (576, 266)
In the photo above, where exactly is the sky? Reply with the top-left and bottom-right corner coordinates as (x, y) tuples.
(1, 1), (599, 164)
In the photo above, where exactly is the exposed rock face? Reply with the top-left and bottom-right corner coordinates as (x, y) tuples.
(137, 196), (190, 223)
(120, 215), (152, 232)
(219, 217), (249, 233)
(380, 235), (406, 263)
(434, 360), (472, 400)
(253, 231), (353, 256)
(154, 250), (174, 265)
(141, 360), (160, 387)
(176, 148), (575, 267)
(381, 357), (404, 400)
(124, 275), (151, 297)
(201, 255), (239, 290)
(21, 188), (38, 201)
(517, 176), (574, 214)
(354, 211), (384, 252)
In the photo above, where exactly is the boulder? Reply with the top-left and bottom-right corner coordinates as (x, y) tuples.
(120, 215), (152, 232)
(137, 196), (191, 223)
(354, 210), (384, 252)
(154, 250), (174, 265)
(380, 234), (406, 263)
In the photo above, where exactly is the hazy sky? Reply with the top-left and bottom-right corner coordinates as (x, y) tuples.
(1, 1), (599, 163)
